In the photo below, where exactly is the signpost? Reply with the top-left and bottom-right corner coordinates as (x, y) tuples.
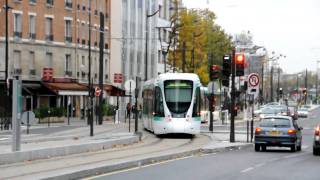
(12, 79), (22, 151)
(247, 73), (260, 142)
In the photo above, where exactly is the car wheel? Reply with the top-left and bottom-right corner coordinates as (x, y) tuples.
(297, 145), (302, 151)
(255, 144), (260, 152)
(290, 144), (296, 152)
(261, 146), (266, 152)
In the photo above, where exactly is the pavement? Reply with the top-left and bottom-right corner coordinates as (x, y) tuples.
(0, 115), (252, 180)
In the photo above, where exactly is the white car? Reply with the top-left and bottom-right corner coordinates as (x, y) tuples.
(297, 108), (308, 118)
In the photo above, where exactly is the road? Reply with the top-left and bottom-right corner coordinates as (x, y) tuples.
(87, 107), (320, 180)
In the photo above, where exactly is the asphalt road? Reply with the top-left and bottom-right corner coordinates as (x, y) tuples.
(87, 107), (320, 180)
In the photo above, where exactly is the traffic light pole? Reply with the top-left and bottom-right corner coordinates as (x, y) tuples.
(230, 49), (236, 143)
(209, 83), (214, 132)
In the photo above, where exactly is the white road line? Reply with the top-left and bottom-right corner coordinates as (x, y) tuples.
(254, 163), (265, 168)
(0, 138), (8, 141)
(241, 167), (254, 173)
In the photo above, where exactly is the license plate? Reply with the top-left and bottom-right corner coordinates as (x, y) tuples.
(269, 131), (280, 135)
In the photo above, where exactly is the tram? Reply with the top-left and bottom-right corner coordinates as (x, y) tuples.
(142, 73), (203, 135)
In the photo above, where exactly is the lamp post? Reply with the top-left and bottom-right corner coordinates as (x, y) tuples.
(145, 3), (160, 81)
(316, 61), (320, 104)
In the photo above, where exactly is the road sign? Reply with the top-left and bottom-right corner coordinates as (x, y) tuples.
(114, 73), (123, 83)
(21, 111), (36, 125)
(247, 73), (260, 98)
(95, 87), (101, 97)
(124, 79), (136, 92)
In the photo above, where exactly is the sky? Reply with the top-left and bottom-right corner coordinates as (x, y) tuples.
(183, 0), (320, 74)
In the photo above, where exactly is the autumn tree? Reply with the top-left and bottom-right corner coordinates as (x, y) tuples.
(167, 7), (232, 85)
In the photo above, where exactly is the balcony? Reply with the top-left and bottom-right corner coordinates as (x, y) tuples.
(29, 33), (36, 39)
(65, 70), (72, 76)
(14, 31), (22, 38)
(14, 68), (22, 75)
(65, 36), (72, 43)
(65, 2), (72, 9)
(29, 69), (36, 75)
(45, 34), (54, 41)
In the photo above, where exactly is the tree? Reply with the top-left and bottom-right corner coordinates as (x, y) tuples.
(167, 7), (232, 85)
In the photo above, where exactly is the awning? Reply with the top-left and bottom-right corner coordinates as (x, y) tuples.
(81, 83), (126, 97)
(43, 82), (88, 96)
(0, 80), (56, 96)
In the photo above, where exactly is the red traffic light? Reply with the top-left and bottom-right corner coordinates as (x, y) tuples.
(235, 54), (245, 64)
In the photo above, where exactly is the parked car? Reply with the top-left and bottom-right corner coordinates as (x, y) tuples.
(313, 125), (320, 156)
(288, 106), (298, 120)
(297, 108), (309, 118)
(254, 116), (303, 152)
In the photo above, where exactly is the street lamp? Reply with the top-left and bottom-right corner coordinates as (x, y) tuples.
(145, 4), (160, 81)
(269, 53), (286, 102)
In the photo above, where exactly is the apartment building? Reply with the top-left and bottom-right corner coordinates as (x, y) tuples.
(0, 0), (116, 117)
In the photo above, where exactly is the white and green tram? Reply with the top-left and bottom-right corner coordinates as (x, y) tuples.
(142, 73), (202, 135)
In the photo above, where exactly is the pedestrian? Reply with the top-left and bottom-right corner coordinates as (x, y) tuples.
(126, 103), (131, 119)
(132, 105), (136, 119)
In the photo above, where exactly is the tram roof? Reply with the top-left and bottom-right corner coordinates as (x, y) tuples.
(158, 73), (200, 81)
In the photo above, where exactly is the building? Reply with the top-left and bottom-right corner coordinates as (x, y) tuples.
(0, 0), (121, 118)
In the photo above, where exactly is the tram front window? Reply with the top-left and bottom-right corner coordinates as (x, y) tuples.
(164, 80), (193, 114)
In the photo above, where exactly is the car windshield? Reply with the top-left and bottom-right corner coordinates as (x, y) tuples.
(298, 108), (308, 111)
(259, 118), (291, 128)
(260, 108), (280, 114)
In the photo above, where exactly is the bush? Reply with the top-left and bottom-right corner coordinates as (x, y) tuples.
(102, 104), (116, 116)
(34, 107), (65, 119)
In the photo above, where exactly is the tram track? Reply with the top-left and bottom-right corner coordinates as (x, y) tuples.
(0, 133), (210, 180)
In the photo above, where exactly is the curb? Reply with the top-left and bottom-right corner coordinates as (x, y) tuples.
(42, 143), (252, 180)
(0, 136), (139, 165)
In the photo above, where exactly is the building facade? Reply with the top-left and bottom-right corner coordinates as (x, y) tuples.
(0, 0), (113, 117)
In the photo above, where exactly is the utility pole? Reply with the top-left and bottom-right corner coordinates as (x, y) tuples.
(260, 62), (264, 105)
(270, 65), (274, 102)
(4, 0), (10, 130)
(305, 69), (308, 104)
(88, 0), (94, 136)
(230, 48), (236, 143)
(277, 67), (280, 102)
(98, 12), (105, 125)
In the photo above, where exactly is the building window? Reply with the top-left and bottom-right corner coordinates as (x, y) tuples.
(65, 54), (72, 76)
(65, 19), (72, 43)
(45, 17), (53, 41)
(46, 0), (54, 6)
(65, 0), (72, 9)
(13, 50), (21, 69)
(29, 0), (36, 4)
(81, 22), (85, 45)
(46, 52), (53, 67)
(29, 15), (36, 39)
(29, 51), (36, 75)
(81, 55), (85, 66)
(13, 13), (22, 38)
(105, 59), (108, 79)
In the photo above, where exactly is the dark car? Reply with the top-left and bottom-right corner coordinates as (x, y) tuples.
(254, 116), (302, 152)
(313, 125), (320, 156)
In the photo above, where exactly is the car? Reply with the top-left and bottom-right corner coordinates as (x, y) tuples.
(297, 108), (308, 118)
(313, 125), (320, 156)
(254, 116), (303, 152)
(258, 107), (282, 120)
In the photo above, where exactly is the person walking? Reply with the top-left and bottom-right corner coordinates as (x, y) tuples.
(126, 102), (131, 120)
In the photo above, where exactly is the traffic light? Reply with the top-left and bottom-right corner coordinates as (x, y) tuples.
(235, 53), (245, 76)
(279, 88), (283, 97)
(302, 88), (307, 95)
(210, 65), (221, 81)
(222, 55), (231, 87)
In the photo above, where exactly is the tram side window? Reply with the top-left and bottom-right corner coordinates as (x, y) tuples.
(154, 87), (164, 117)
(193, 87), (201, 117)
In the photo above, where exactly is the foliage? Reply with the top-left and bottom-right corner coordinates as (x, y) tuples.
(102, 104), (117, 116)
(167, 6), (233, 85)
(34, 107), (65, 119)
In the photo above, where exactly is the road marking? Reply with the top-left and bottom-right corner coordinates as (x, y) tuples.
(241, 167), (254, 173)
(0, 138), (8, 141)
(254, 163), (265, 168)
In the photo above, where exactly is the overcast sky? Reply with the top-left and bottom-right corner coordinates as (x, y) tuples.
(183, 0), (320, 74)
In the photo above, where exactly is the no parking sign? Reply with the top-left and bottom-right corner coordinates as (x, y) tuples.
(247, 73), (260, 98)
